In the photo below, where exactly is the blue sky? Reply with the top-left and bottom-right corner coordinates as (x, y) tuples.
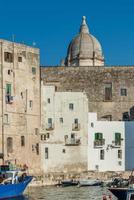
(1, 0), (134, 66)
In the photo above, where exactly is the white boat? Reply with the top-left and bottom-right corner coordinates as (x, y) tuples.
(78, 179), (102, 187)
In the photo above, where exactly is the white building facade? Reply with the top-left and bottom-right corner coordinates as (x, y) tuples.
(88, 113), (134, 172)
(41, 85), (88, 173)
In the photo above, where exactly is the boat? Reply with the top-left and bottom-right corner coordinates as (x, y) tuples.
(0, 166), (32, 199)
(108, 187), (134, 200)
(78, 179), (102, 187)
(56, 179), (78, 187)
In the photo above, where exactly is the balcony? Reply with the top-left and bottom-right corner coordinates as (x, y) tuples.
(112, 140), (122, 147)
(45, 123), (54, 131)
(5, 95), (13, 104)
(94, 139), (105, 148)
(65, 138), (81, 146)
(72, 123), (80, 131)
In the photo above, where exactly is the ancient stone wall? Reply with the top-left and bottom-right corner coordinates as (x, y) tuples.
(41, 66), (134, 121)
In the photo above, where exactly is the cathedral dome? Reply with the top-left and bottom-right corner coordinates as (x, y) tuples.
(65, 16), (104, 67)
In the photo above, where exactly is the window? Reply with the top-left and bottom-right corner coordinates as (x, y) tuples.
(35, 128), (39, 135)
(122, 112), (129, 121)
(47, 98), (50, 103)
(36, 143), (39, 155)
(95, 133), (103, 140)
(118, 150), (122, 159)
(7, 137), (13, 153)
(29, 100), (33, 108)
(94, 133), (104, 146)
(4, 52), (13, 62)
(20, 92), (23, 99)
(18, 56), (22, 62)
(4, 114), (9, 124)
(115, 133), (121, 146)
(121, 88), (127, 96)
(100, 149), (104, 160)
(6, 83), (11, 95)
(32, 67), (36, 75)
(21, 136), (25, 147)
(45, 147), (48, 159)
(104, 83), (112, 101)
(91, 123), (94, 127)
(48, 118), (52, 124)
(46, 133), (50, 139)
(41, 134), (46, 141)
(74, 119), (78, 124)
(8, 70), (11, 75)
(69, 103), (74, 110)
(62, 149), (66, 153)
(59, 118), (63, 123)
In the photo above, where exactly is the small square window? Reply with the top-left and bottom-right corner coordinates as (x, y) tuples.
(8, 70), (11, 75)
(91, 122), (94, 127)
(47, 98), (50, 103)
(29, 100), (33, 108)
(59, 118), (63, 123)
(121, 88), (127, 96)
(18, 56), (22, 62)
(35, 128), (39, 135)
(69, 103), (74, 110)
(62, 149), (66, 153)
(32, 67), (36, 75)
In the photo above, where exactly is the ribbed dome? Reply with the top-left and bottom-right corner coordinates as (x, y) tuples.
(65, 16), (104, 67)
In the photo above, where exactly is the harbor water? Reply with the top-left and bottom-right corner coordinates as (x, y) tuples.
(8, 186), (117, 200)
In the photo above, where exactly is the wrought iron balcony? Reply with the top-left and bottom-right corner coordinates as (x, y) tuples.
(94, 139), (105, 147)
(72, 123), (80, 131)
(5, 94), (14, 104)
(65, 138), (81, 146)
(112, 140), (122, 147)
(45, 123), (54, 131)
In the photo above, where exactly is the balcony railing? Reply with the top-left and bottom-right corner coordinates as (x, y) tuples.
(5, 95), (14, 104)
(72, 123), (80, 131)
(65, 138), (81, 146)
(94, 139), (105, 147)
(112, 140), (121, 147)
(45, 123), (54, 131)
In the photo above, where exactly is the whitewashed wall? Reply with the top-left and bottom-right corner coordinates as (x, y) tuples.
(88, 113), (125, 171)
(41, 85), (88, 173)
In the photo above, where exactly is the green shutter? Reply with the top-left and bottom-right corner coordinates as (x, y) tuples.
(95, 133), (98, 140)
(6, 84), (11, 95)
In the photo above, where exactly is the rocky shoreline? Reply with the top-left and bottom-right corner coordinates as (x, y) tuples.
(29, 171), (132, 187)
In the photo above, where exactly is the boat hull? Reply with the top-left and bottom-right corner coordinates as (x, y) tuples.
(78, 180), (102, 187)
(108, 187), (134, 200)
(0, 176), (32, 199)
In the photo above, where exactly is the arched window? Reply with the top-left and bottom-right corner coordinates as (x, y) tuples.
(21, 136), (25, 147)
(7, 137), (13, 153)
(115, 133), (121, 146)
